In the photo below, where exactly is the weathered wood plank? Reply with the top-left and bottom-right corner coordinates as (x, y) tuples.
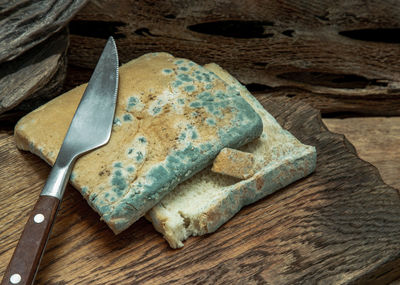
(0, 29), (68, 116)
(323, 117), (400, 190)
(65, 0), (400, 115)
(1, 97), (400, 284)
(0, 0), (88, 64)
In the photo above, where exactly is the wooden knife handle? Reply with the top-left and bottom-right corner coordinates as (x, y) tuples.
(1, 196), (60, 285)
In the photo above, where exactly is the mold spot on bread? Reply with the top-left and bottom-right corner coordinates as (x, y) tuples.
(150, 106), (162, 115)
(113, 117), (122, 126)
(111, 169), (128, 197)
(123, 114), (133, 121)
(184, 85), (196, 93)
(81, 186), (88, 196)
(114, 162), (123, 168)
(172, 80), (182, 88)
(206, 118), (216, 126)
(162, 69), (173, 75)
(126, 96), (144, 112)
(177, 74), (192, 82)
(136, 151), (144, 162)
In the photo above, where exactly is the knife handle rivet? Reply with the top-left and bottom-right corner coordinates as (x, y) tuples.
(10, 273), (21, 284)
(34, 213), (45, 224)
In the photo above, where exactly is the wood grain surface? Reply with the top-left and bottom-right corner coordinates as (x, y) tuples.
(65, 0), (400, 115)
(0, 0), (87, 64)
(1, 96), (400, 284)
(0, 29), (68, 116)
(323, 117), (400, 191)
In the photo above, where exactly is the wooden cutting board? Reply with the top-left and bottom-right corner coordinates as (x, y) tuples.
(1, 96), (400, 284)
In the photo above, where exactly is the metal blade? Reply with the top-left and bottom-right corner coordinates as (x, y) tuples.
(58, 36), (119, 166)
(41, 37), (118, 199)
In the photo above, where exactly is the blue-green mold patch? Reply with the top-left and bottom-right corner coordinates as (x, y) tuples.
(184, 85), (196, 92)
(81, 186), (88, 195)
(178, 74), (192, 82)
(111, 169), (128, 197)
(138, 136), (147, 143)
(172, 80), (182, 88)
(127, 97), (138, 110)
(189, 102), (201, 108)
(136, 151), (144, 162)
(152, 106), (162, 115)
(114, 162), (123, 168)
(162, 68), (173, 74)
(113, 117), (122, 126)
(206, 118), (216, 126)
(123, 113), (133, 121)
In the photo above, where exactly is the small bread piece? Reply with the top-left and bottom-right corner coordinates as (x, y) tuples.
(211, 148), (255, 179)
(146, 63), (317, 248)
(14, 53), (263, 233)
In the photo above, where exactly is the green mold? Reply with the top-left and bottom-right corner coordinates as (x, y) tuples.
(189, 102), (201, 108)
(177, 74), (192, 82)
(123, 114), (133, 121)
(152, 106), (162, 115)
(162, 68), (173, 74)
(127, 97), (138, 110)
(113, 117), (121, 126)
(172, 80), (182, 88)
(191, 131), (198, 139)
(114, 162), (123, 168)
(206, 118), (216, 126)
(184, 85), (196, 92)
(111, 170), (127, 197)
(136, 151), (144, 162)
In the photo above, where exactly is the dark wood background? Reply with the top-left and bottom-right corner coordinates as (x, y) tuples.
(65, 0), (400, 115)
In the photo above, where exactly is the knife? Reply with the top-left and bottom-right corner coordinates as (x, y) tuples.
(2, 37), (119, 285)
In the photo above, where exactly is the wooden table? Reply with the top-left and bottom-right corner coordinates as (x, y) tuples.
(1, 96), (399, 284)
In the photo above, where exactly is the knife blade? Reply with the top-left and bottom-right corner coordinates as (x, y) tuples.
(2, 36), (119, 285)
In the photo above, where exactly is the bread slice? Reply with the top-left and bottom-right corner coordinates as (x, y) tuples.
(14, 53), (263, 233)
(146, 63), (317, 248)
